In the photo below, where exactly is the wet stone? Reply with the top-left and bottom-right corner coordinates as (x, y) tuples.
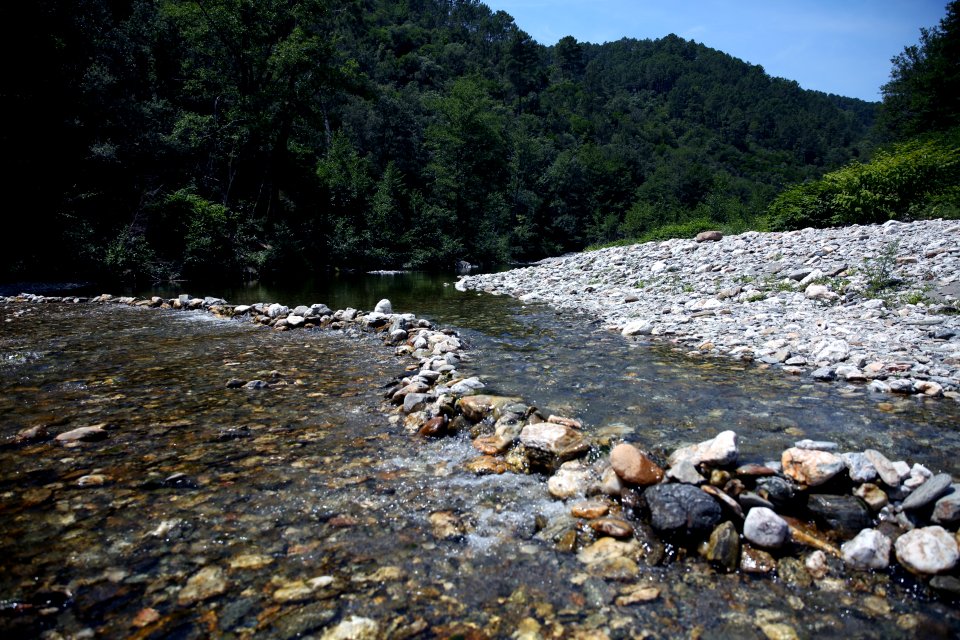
(842, 452), (878, 483)
(806, 494), (871, 538)
(588, 517), (634, 539)
(320, 615), (379, 640)
(609, 443), (663, 486)
(741, 545), (777, 574)
(644, 483), (722, 539)
(571, 499), (610, 519)
(776, 557), (813, 588)
(705, 521), (740, 573)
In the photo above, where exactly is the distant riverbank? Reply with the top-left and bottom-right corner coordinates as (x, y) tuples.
(458, 219), (960, 400)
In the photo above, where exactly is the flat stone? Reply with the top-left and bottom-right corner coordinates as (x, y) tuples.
(864, 449), (905, 487)
(571, 500), (610, 519)
(794, 439), (838, 451)
(781, 448), (844, 486)
(901, 473), (954, 511)
(55, 425), (108, 443)
(588, 517), (634, 539)
(695, 230), (723, 242)
(894, 526), (959, 575)
(621, 320), (654, 336)
(464, 456), (509, 475)
(610, 443), (663, 485)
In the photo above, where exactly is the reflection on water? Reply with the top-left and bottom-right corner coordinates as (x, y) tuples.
(1, 286), (959, 637)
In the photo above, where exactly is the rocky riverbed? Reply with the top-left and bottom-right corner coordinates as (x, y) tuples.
(457, 219), (960, 399)
(2, 290), (960, 638)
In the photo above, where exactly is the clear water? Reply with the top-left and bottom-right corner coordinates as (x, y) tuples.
(0, 276), (958, 638)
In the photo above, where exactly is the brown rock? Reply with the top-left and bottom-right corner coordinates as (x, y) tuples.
(781, 447), (844, 486)
(418, 416), (447, 438)
(571, 499), (611, 519)
(610, 443), (663, 486)
(741, 545), (776, 574)
(589, 517), (634, 539)
(458, 395), (522, 422)
(464, 456), (509, 475)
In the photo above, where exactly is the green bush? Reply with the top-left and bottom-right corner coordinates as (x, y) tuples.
(770, 132), (960, 230)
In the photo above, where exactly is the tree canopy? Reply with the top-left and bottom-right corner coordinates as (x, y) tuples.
(4, 0), (880, 283)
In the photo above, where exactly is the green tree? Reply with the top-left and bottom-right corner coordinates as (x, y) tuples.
(879, 0), (960, 138)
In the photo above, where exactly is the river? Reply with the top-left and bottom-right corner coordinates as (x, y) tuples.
(1, 273), (958, 638)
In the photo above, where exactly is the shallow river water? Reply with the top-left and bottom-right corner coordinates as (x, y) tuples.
(1, 275), (959, 638)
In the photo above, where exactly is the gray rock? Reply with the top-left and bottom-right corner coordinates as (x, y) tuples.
(267, 303), (289, 318)
(841, 452), (878, 483)
(888, 378), (916, 393)
(644, 483), (722, 539)
(743, 507), (789, 549)
(621, 320), (654, 336)
(310, 303), (332, 316)
(901, 473), (954, 511)
(794, 439), (839, 451)
(374, 298), (393, 314)
(894, 526), (959, 574)
(668, 430), (738, 468)
(403, 393), (434, 414)
(864, 449), (906, 487)
(666, 459), (705, 484)
(841, 529), (891, 570)
(811, 366), (836, 381)
(291, 305), (311, 317)
(932, 486), (960, 524)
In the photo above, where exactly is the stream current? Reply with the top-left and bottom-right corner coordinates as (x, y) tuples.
(1, 273), (959, 638)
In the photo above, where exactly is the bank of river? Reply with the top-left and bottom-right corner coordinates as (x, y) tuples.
(1, 287), (959, 638)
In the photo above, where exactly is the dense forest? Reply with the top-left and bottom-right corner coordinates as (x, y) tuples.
(1, 0), (914, 284)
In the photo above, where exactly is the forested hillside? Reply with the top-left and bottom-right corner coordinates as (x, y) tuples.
(4, 0), (877, 283)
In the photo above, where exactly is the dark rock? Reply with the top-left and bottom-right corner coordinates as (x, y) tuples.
(644, 483), (722, 539)
(756, 476), (796, 507)
(225, 378), (245, 389)
(705, 521), (740, 572)
(807, 494), (871, 538)
(930, 575), (960, 598)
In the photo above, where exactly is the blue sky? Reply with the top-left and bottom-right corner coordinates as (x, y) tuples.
(482, 0), (948, 102)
